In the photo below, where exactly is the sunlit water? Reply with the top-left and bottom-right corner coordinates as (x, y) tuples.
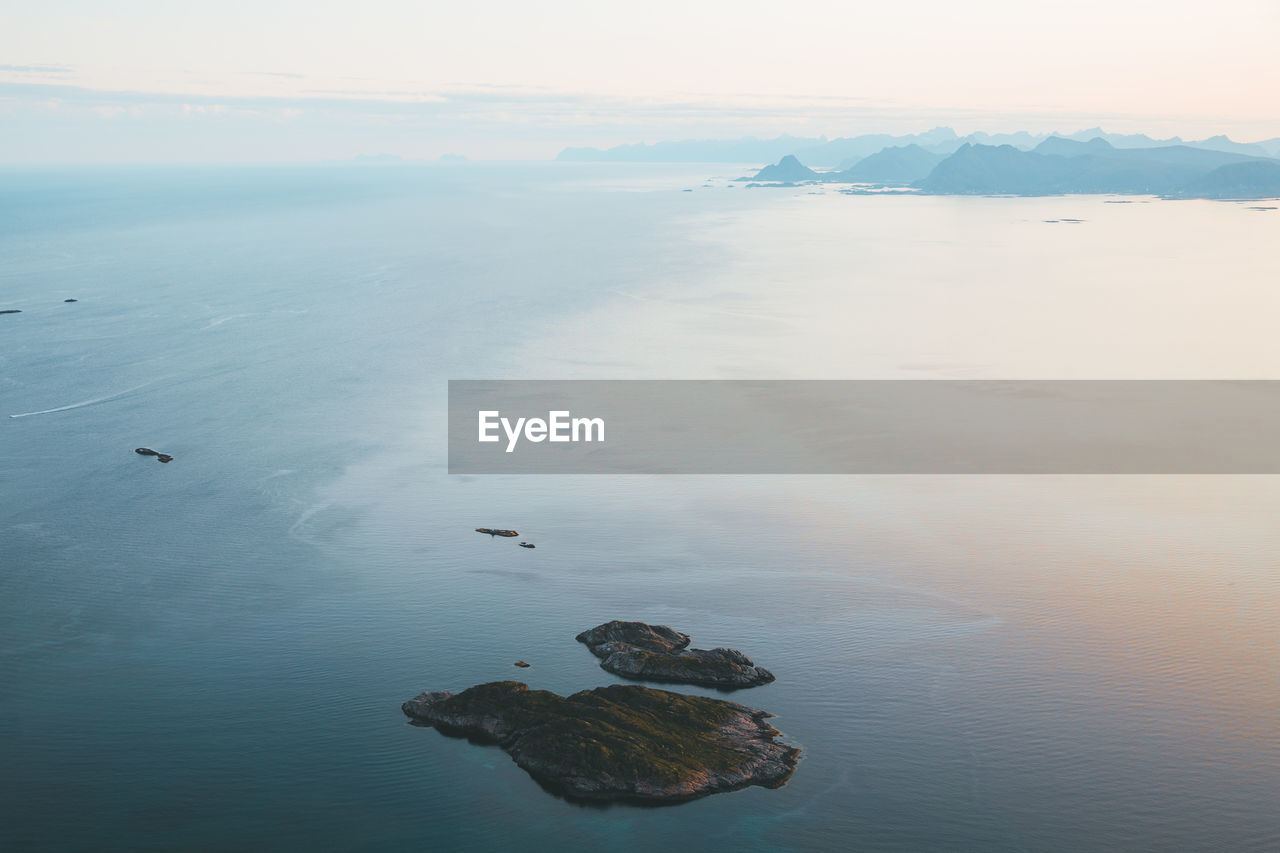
(2, 164), (1278, 851)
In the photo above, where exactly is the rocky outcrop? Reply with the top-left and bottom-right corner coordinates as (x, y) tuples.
(576, 621), (775, 689)
(402, 681), (798, 803)
(135, 447), (174, 463)
(475, 528), (518, 537)
(0, 309), (20, 315)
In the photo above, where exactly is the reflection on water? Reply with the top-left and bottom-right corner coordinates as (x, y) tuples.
(2, 165), (1278, 851)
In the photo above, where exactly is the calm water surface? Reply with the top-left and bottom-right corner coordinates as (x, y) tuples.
(2, 164), (1278, 851)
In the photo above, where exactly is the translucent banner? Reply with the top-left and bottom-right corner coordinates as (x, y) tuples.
(448, 380), (1280, 474)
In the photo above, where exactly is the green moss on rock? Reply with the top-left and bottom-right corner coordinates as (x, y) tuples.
(403, 681), (798, 802)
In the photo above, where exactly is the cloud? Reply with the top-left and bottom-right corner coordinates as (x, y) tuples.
(0, 78), (1272, 139)
(0, 64), (72, 74)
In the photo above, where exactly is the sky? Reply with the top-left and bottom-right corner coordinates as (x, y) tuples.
(1, 0), (1278, 162)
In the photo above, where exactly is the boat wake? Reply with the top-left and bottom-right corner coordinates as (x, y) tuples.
(8, 379), (162, 418)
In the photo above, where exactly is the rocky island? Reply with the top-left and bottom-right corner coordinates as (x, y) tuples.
(402, 681), (798, 803)
(475, 528), (519, 537)
(576, 621), (776, 688)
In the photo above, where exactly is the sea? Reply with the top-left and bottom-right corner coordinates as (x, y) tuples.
(2, 162), (1279, 851)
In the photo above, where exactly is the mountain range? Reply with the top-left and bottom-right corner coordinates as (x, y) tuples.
(739, 136), (1280, 198)
(558, 127), (1280, 167)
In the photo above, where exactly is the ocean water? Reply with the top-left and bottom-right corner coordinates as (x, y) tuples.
(2, 164), (1279, 852)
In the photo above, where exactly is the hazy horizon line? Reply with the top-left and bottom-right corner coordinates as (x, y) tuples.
(3, 73), (1279, 164)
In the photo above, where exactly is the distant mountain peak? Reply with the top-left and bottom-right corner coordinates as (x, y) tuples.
(750, 155), (818, 182)
(836, 144), (947, 185)
(1035, 136), (1115, 157)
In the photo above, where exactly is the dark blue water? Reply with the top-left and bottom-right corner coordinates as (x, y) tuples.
(3, 165), (1279, 851)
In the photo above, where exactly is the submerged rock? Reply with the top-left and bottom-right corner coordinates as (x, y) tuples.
(135, 448), (174, 463)
(576, 621), (775, 689)
(519, 542), (535, 549)
(475, 528), (519, 537)
(402, 681), (797, 803)
(64, 299), (78, 303)
(0, 309), (21, 315)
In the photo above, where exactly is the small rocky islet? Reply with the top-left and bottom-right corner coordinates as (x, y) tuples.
(474, 527), (537, 548)
(2, 299), (78, 314)
(576, 620), (776, 689)
(402, 681), (797, 803)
